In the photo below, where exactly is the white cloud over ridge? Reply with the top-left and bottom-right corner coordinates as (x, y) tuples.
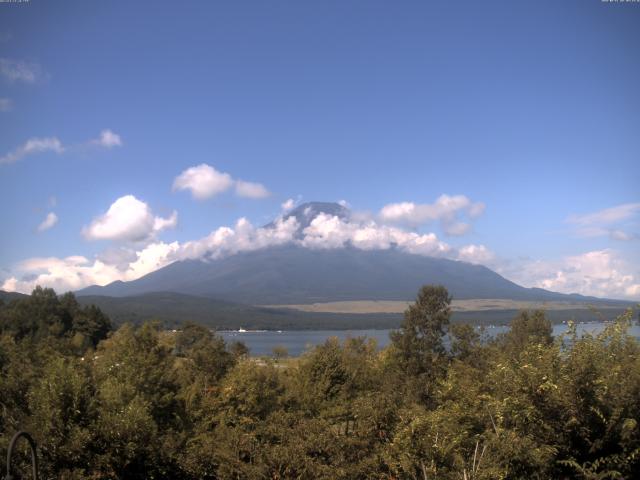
(2, 207), (483, 294)
(457, 244), (495, 264)
(1, 247), (182, 295)
(281, 198), (296, 212)
(496, 249), (640, 301)
(37, 212), (58, 232)
(82, 195), (177, 242)
(379, 194), (485, 236)
(173, 163), (270, 200)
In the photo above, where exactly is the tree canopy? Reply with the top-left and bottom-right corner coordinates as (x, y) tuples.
(1, 285), (639, 479)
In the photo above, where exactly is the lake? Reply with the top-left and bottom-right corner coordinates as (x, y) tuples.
(219, 322), (640, 357)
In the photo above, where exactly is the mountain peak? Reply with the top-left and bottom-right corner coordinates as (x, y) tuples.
(287, 201), (349, 219)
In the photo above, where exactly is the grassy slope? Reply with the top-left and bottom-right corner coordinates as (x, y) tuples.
(260, 299), (636, 314)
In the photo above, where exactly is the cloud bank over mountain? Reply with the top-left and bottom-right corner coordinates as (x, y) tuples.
(2, 200), (639, 300)
(2, 200), (483, 294)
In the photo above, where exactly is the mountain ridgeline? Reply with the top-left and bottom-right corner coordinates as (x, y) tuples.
(78, 202), (603, 305)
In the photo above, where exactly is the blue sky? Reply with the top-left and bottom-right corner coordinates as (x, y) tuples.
(1, 0), (639, 299)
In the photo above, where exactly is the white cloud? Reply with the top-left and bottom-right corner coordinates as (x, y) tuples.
(379, 202), (416, 222)
(126, 241), (181, 278)
(82, 195), (177, 242)
(173, 163), (272, 200)
(37, 212), (58, 232)
(0, 58), (44, 84)
(610, 230), (635, 241)
(235, 180), (270, 198)
(501, 249), (640, 300)
(444, 222), (472, 236)
(96, 247), (138, 270)
(379, 194), (485, 236)
(468, 202), (486, 219)
(173, 164), (234, 199)
(0, 98), (11, 112)
(300, 213), (452, 256)
(1, 256), (121, 294)
(567, 203), (640, 241)
(281, 198), (296, 212)
(1, 129), (123, 166)
(0, 137), (64, 165)
(153, 210), (178, 232)
(179, 216), (300, 261)
(301, 214), (358, 249)
(0, 243), (181, 294)
(92, 129), (122, 148)
(457, 244), (495, 264)
(569, 203), (640, 226)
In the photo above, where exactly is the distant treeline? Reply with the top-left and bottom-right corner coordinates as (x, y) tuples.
(76, 291), (405, 330)
(53, 291), (633, 330)
(1, 286), (639, 479)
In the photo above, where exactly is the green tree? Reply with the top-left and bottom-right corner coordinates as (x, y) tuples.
(502, 309), (553, 355)
(27, 356), (96, 479)
(72, 303), (112, 348)
(0, 286), (72, 340)
(389, 284), (452, 403)
(0, 288), (111, 351)
(91, 322), (182, 478)
(450, 323), (483, 363)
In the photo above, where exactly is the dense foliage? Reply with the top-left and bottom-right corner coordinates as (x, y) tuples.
(1, 286), (639, 479)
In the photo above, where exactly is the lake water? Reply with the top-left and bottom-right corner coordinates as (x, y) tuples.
(220, 322), (640, 357)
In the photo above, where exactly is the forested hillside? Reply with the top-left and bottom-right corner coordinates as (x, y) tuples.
(1, 286), (639, 479)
